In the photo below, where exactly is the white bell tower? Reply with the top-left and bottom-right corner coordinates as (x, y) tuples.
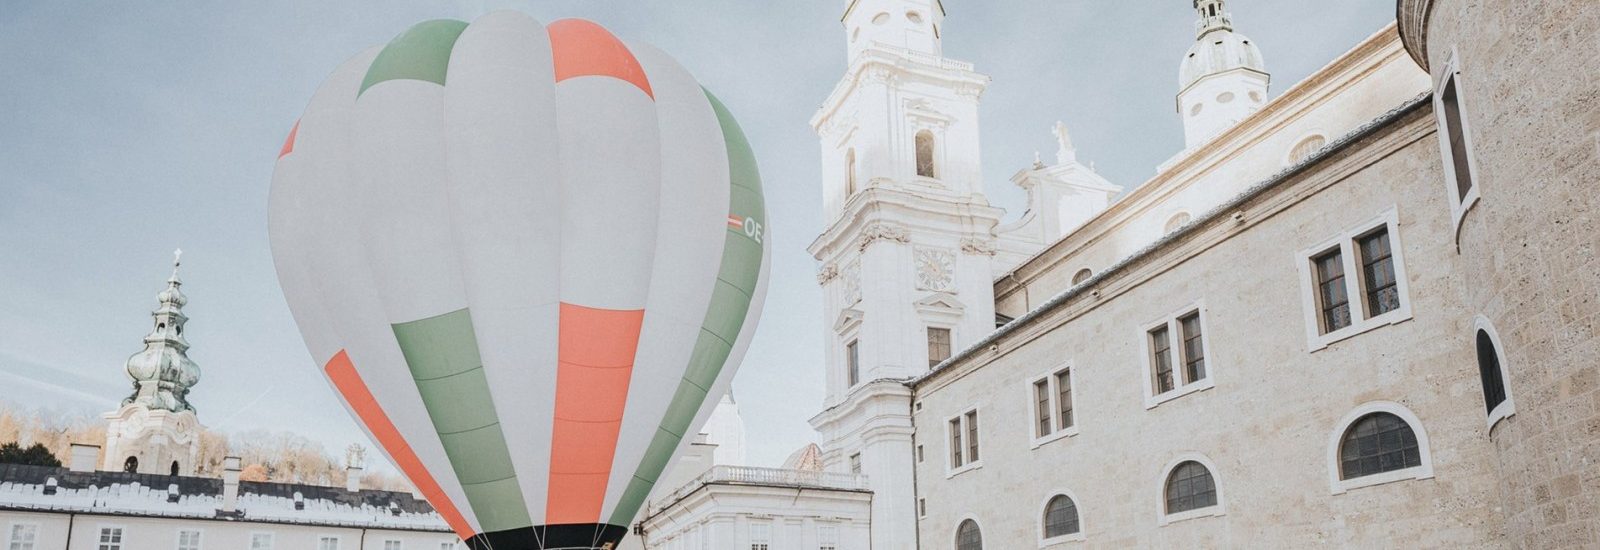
(1177, 0), (1270, 148)
(809, 1), (998, 548)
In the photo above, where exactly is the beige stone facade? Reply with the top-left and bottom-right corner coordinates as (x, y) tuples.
(1402, 0), (1600, 547)
(911, 1), (1599, 548)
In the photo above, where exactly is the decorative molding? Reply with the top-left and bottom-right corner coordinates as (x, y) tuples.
(843, 261), (862, 304)
(857, 222), (910, 251)
(1396, 0), (1435, 71)
(959, 237), (996, 256)
(816, 263), (840, 285)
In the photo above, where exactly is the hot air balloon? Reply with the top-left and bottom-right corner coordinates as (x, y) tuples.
(267, 11), (769, 550)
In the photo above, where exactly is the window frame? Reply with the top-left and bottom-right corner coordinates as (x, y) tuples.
(317, 535), (342, 550)
(1286, 132), (1328, 166)
(249, 532), (275, 550)
(913, 129), (940, 180)
(1027, 363), (1079, 449)
(1296, 207), (1413, 351)
(1155, 453), (1226, 526)
(926, 325), (955, 368)
(1325, 401), (1435, 494)
(1036, 490), (1086, 546)
(748, 520), (771, 550)
(845, 338), (861, 389)
(952, 516), (982, 550)
(1475, 315), (1516, 431)
(175, 529), (203, 550)
(95, 525), (126, 550)
(945, 406), (982, 477)
(383, 539), (403, 550)
(1141, 301), (1216, 409)
(6, 522), (39, 550)
(1432, 46), (1481, 243)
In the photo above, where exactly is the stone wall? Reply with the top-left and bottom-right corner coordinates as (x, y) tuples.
(913, 103), (1515, 547)
(1415, 0), (1600, 546)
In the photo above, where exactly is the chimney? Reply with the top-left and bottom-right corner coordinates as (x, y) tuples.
(68, 444), (100, 473)
(221, 456), (241, 513)
(346, 464), (363, 493)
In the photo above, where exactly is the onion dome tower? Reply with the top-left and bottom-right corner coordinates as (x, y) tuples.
(1177, 0), (1270, 148)
(102, 250), (204, 476)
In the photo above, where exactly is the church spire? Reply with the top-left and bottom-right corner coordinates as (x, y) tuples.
(123, 249), (202, 413)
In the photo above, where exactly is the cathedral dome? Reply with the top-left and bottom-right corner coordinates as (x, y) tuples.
(1180, 28), (1265, 91)
(121, 251), (201, 413)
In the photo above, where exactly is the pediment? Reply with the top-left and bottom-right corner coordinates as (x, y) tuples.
(834, 307), (865, 334)
(915, 292), (966, 318)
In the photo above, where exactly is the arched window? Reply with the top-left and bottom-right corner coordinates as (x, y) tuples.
(1477, 330), (1507, 414)
(1164, 461), (1217, 514)
(845, 149), (858, 197)
(170, 461), (180, 476)
(954, 519), (981, 550)
(123, 456), (139, 473)
(1475, 316), (1515, 428)
(1042, 494), (1080, 539)
(1072, 268), (1093, 285)
(1289, 134), (1327, 165)
(915, 130), (938, 178)
(1338, 412), (1421, 480)
(1165, 212), (1192, 234)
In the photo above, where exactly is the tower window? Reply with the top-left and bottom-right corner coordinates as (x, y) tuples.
(927, 327), (952, 367)
(170, 461), (180, 476)
(915, 130), (938, 178)
(845, 148), (858, 198)
(1188, 102), (1203, 117)
(1476, 319), (1515, 427)
(846, 340), (861, 387)
(872, 12), (890, 25)
(123, 456), (138, 473)
(906, 11), (924, 24)
(1433, 49), (1481, 238)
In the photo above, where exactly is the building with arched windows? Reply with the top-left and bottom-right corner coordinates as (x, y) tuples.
(635, 0), (1600, 548)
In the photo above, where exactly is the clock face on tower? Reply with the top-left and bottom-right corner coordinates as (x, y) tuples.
(915, 248), (955, 292)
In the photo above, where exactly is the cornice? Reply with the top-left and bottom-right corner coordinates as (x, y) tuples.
(1397, 0), (1434, 71)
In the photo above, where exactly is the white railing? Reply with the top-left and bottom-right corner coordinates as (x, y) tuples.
(871, 43), (975, 72)
(647, 466), (869, 516)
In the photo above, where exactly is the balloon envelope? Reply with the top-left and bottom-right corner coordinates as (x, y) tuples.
(268, 11), (769, 550)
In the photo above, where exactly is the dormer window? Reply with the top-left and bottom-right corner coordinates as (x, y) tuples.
(915, 130), (937, 178)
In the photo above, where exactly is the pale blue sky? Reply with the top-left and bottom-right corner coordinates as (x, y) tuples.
(0, 1), (1394, 472)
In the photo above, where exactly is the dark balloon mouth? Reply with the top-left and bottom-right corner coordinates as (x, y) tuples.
(464, 523), (628, 550)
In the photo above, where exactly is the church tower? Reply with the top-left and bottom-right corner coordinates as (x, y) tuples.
(809, 1), (999, 547)
(1177, 0), (1270, 148)
(102, 250), (203, 476)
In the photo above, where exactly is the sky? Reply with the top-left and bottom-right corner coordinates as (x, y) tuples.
(0, 0), (1396, 473)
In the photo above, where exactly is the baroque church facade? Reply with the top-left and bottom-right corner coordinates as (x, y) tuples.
(641, 0), (1600, 548)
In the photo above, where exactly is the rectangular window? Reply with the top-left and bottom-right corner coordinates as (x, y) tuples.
(849, 453), (862, 474)
(384, 541), (403, 550)
(1033, 379), (1052, 438)
(749, 522), (770, 550)
(8, 524), (38, 550)
(177, 530), (201, 550)
(927, 327), (952, 367)
(1179, 312), (1206, 383)
(846, 340), (860, 387)
(1055, 369), (1074, 430)
(949, 417), (963, 468)
(1299, 209), (1412, 350)
(97, 527), (123, 550)
(1150, 326), (1175, 393)
(251, 533), (275, 550)
(1358, 229), (1399, 317)
(916, 444), (923, 463)
(440, 543), (456, 550)
(1314, 249), (1351, 333)
(1440, 76), (1473, 201)
(919, 498), (927, 518)
(318, 536), (340, 550)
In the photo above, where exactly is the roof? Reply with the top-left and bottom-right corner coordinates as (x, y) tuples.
(913, 93), (1432, 389)
(0, 464), (449, 532)
(1180, 28), (1266, 91)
